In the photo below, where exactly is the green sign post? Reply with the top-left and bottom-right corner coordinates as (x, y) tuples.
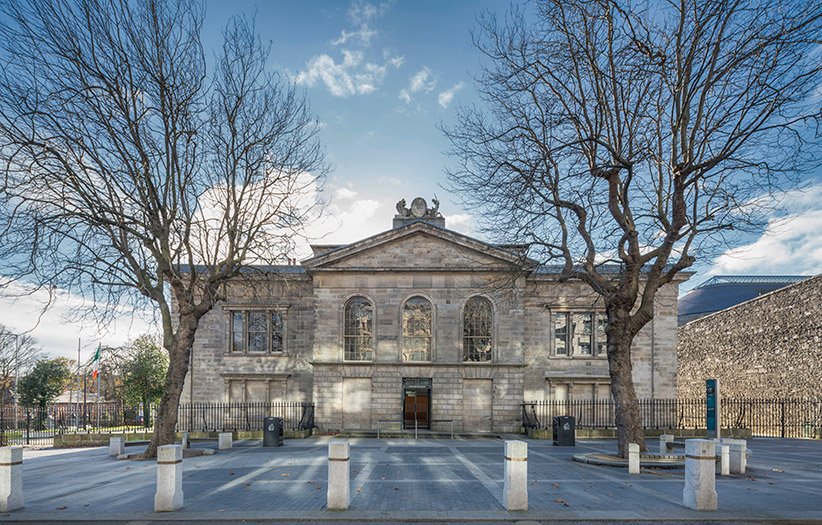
(706, 378), (720, 439)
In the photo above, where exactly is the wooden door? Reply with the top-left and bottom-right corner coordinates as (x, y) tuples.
(403, 390), (430, 429)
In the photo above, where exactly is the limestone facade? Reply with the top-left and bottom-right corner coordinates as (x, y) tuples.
(181, 202), (685, 432)
(678, 274), (822, 398)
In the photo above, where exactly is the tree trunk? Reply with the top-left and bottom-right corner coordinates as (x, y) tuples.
(143, 311), (201, 459)
(606, 309), (646, 457)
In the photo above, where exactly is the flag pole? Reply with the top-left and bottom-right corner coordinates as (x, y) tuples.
(76, 338), (81, 429)
(96, 348), (101, 428)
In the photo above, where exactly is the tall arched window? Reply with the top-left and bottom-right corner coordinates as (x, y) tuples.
(402, 296), (432, 361)
(463, 296), (493, 362)
(344, 296), (374, 361)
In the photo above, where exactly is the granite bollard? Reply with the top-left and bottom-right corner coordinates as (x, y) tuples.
(0, 446), (23, 512)
(660, 434), (674, 454)
(503, 440), (528, 511)
(683, 439), (717, 511)
(218, 432), (232, 450)
(722, 438), (746, 474)
(327, 441), (350, 510)
(181, 432), (190, 450)
(628, 443), (640, 474)
(109, 436), (124, 457)
(717, 444), (730, 476)
(154, 444), (183, 512)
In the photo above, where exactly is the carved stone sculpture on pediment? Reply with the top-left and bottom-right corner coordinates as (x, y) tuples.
(395, 199), (410, 217)
(394, 196), (442, 219)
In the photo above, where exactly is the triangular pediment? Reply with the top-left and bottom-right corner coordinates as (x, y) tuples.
(302, 222), (533, 272)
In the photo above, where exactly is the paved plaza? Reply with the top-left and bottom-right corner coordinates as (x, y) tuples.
(1, 437), (821, 523)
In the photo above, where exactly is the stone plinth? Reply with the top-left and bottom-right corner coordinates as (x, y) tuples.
(722, 438), (746, 474)
(327, 441), (350, 510)
(503, 440), (528, 511)
(154, 445), (183, 512)
(628, 443), (640, 474)
(109, 436), (124, 457)
(0, 447), (23, 512)
(683, 439), (717, 511)
(660, 434), (674, 454)
(717, 444), (729, 476)
(218, 432), (232, 450)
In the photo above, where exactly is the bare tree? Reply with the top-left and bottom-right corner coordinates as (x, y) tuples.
(0, 0), (326, 457)
(0, 325), (43, 404)
(444, 0), (822, 454)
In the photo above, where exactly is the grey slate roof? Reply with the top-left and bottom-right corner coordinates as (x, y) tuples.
(677, 275), (809, 325)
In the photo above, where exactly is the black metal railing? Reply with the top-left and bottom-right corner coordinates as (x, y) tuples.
(521, 398), (822, 438)
(176, 402), (315, 432)
(0, 401), (315, 446)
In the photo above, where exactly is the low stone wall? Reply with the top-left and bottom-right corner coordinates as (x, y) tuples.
(678, 275), (822, 398)
(54, 428), (312, 448)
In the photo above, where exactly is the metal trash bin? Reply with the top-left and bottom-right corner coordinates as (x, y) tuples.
(552, 415), (576, 446)
(263, 417), (284, 447)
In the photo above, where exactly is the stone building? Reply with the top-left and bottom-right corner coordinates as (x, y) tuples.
(678, 274), (821, 398)
(181, 197), (686, 432)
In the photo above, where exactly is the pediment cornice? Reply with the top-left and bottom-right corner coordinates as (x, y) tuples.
(302, 221), (535, 272)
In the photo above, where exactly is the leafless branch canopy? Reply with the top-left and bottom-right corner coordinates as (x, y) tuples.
(0, 0), (326, 329)
(0, 0), (327, 455)
(0, 325), (44, 396)
(445, 0), (822, 329)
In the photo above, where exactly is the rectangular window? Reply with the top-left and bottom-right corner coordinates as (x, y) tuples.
(571, 313), (592, 355)
(228, 309), (286, 355)
(247, 311), (268, 353)
(231, 311), (244, 353)
(554, 313), (567, 355)
(271, 312), (284, 353)
(553, 311), (606, 357)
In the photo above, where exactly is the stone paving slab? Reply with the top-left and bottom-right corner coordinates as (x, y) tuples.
(1, 437), (822, 523)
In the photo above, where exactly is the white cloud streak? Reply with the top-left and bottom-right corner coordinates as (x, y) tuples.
(438, 81), (464, 109)
(399, 66), (437, 104)
(709, 184), (822, 276)
(295, 50), (387, 97)
(296, 1), (401, 97)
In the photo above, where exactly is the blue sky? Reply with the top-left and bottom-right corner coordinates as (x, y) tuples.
(202, 0), (507, 245)
(2, 0), (821, 361)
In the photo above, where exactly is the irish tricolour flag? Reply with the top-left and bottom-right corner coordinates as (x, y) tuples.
(91, 344), (101, 380)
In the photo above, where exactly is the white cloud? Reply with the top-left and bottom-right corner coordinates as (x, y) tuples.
(295, 50), (387, 97)
(398, 67), (437, 104)
(348, 0), (393, 25)
(335, 187), (358, 200)
(446, 213), (474, 235)
(296, 1), (400, 97)
(708, 184), (822, 276)
(409, 67), (436, 92)
(386, 54), (404, 69)
(438, 81), (464, 109)
(301, 198), (386, 255)
(331, 27), (377, 47)
(0, 279), (155, 362)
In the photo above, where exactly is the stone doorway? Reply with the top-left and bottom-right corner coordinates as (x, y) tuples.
(402, 377), (431, 430)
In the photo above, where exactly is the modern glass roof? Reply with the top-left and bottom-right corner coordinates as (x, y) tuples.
(696, 275), (808, 288)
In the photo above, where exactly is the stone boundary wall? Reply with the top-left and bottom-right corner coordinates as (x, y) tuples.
(677, 274), (822, 398)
